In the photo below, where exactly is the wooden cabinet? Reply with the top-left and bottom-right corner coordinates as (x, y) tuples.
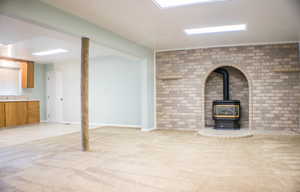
(21, 62), (35, 88)
(0, 57), (35, 88)
(5, 102), (28, 127)
(0, 101), (40, 127)
(27, 101), (40, 124)
(0, 103), (5, 128)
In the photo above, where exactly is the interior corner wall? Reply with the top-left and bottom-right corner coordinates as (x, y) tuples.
(142, 55), (155, 130)
(0, 0), (155, 129)
(299, 42), (300, 131)
(21, 63), (47, 121)
(0, 0), (151, 58)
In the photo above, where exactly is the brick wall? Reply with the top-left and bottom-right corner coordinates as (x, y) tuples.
(156, 43), (300, 131)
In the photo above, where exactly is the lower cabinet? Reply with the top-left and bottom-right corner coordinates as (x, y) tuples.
(27, 101), (40, 124)
(0, 101), (40, 128)
(0, 103), (5, 128)
(5, 102), (28, 127)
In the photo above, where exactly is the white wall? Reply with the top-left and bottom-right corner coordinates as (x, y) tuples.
(90, 56), (142, 126)
(47, 55), (143, 127)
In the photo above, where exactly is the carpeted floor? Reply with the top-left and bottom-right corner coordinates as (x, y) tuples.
(1, 127), (300, 192)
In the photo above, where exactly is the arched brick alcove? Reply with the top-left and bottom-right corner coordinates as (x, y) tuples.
(201, 65), (253, 130)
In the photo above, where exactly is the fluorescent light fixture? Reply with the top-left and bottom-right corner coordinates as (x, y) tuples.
(185, 24), (247, 35)
(152, 0), (226, 8)
(32, 49), (68, 56)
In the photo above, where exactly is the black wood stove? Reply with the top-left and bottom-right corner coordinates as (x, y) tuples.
(212, 68), (241, 129)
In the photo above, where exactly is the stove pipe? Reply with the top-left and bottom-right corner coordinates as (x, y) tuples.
(214, 68), (230, 100)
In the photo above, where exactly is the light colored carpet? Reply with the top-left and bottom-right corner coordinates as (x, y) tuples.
(1, 127), (300, 192)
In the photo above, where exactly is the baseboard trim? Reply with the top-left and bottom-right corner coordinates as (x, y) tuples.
(50, 121), (142, 129)
(63, 121), (80, 125)
(158, 128), (199, 132)
(91, 123), (141, 129)
(141, 127), (157, 132)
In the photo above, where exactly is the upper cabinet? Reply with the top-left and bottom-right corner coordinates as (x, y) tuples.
(0, 56), (35, 89)
(21, 62), (35, 88)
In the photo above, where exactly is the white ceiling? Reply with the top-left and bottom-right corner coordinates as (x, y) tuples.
(0, 15), (136, 63)
(40, 0), (300, 51)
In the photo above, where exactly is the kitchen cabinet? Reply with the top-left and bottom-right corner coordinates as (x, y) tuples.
(5, 102), (28, 127)
(27, 101), (40, 124)
(0, 103), (5, 128)
(0, 101), (40, 128)
(0, 57), (35, 89)
(21, 62), (35, 88)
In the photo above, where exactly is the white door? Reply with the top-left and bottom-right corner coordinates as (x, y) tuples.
(47, 72), (63, 123)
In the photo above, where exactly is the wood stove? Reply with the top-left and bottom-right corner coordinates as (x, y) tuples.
(212, 68), (241, 129)
(213, 100), (240, 129)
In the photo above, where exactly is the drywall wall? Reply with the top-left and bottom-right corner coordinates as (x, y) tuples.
(90, 56), (142, 126)
(47, 55), (143, 127)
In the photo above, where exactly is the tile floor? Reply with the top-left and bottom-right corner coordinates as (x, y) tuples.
(1, 124), (300, 192)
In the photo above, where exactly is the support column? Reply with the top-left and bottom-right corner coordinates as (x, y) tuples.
(81, 37), (90, 151)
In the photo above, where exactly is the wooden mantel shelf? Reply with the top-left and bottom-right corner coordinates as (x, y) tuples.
(273, 68), (300, 72)
(158, 75), (183, 80)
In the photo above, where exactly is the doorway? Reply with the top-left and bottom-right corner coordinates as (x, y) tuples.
(46, 71), (63, 123)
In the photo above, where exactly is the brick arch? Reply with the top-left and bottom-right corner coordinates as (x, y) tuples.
(201, 64), (253, 130)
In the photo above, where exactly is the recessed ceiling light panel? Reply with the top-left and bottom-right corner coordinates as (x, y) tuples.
(152, 0), (226, 8)
(32, 49), (68, 56)
(185, 24), (247, 35)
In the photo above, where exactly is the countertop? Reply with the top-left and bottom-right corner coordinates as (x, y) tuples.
(0, 100), (40, 103)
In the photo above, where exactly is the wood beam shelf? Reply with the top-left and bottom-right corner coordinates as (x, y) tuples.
(158, 75), (183, 80)
(273, 68), (300, 72)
